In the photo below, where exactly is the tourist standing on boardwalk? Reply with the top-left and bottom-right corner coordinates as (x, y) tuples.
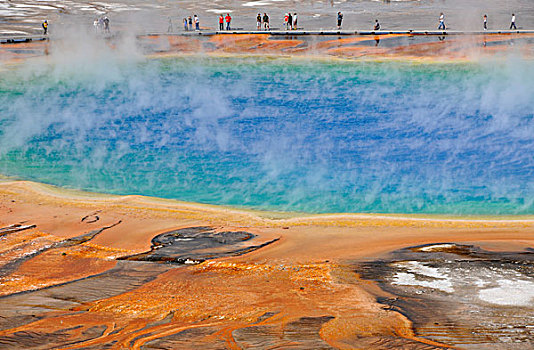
(225, 13), (232, 30)
(263, 13), (270, 30)
(42, 20), (48, 35)
(219, 15), (224, 30)
(483, 14), (487, 30)
(510, 14), (517, 29)
(188, 16), (193, 31)
(337, 12), (343, 29)
(284, 13), (289, 29)
(103, 17), (110, 33)
(257, 13), (262, 30)
(183, 18), (188, 31)
(438, 12), (445, 30)
(288, 13), (293, 30)
(194, 15), (199, 30)
(293, 13), (298, 29)
(167, 17), (173, 32)
(374, 19), (380, 30)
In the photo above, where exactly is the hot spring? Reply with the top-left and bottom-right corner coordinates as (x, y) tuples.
(1, 55), (533, 215)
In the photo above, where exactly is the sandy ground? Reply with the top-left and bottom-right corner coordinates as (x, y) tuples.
(0, 180), (532, 348)
(2, 0), (534, 36)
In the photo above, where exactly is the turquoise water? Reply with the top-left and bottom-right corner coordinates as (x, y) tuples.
(0, 57), (533, 215)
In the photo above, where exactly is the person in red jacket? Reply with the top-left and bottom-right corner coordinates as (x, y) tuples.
(225, 13), (232, 30)
(219, 14), (224, 30)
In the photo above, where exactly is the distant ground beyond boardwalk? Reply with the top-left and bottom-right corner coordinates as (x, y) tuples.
(2, 0), (534, 36)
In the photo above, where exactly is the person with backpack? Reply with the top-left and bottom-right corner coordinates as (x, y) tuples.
(188, 16), (193, 31)
(42, 20), (48, 35)
(263, 13), (270, 30)
(337, 12), (343, 29)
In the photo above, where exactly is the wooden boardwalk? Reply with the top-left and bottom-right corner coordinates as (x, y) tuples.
(0, 35), (48, 44)
(172, 29), (534, 36)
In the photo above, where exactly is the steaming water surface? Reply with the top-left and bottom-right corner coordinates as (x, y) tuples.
(1, 57), (533, 214)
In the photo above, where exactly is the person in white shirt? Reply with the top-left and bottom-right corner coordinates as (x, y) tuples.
(510, 13), (517, 29)
(438, 12), (445, 30)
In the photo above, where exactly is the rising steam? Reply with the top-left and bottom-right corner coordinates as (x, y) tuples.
(0, 30), (533, 215)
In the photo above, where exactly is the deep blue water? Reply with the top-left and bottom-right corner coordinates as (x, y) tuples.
(0, 57), (533, 214)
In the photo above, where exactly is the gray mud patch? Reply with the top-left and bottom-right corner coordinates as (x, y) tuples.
(357, 243), (534, 349)
(119, 226), (279, 264)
